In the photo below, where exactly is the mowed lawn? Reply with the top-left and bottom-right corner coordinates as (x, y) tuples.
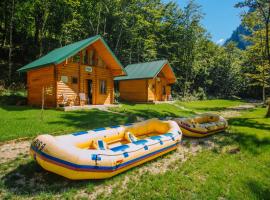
(0, 99), (269, 199)
(0, 99), (243, 142)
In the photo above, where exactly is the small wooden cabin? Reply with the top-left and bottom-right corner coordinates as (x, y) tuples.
(18, 35), (126, 107)
(114, 60), (176, 102)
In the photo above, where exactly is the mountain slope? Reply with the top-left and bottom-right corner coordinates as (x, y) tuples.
(225, 24), (251, 49)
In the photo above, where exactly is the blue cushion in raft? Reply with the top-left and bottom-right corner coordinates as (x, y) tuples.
(150, 135), (162, 140)
(132, 140), (148, 145)
(111, 144), (130, 152)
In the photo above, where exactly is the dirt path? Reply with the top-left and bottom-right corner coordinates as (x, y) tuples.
(0, 139), (30, 164)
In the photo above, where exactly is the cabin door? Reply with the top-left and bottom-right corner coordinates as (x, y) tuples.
(156, 79), (162, 101)
(87, 79), (93, 104)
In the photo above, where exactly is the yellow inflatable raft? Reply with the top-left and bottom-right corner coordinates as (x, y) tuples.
(30, 119), (182, 180)
(174, 113), (228, 137)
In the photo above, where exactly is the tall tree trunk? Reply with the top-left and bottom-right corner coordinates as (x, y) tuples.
(39, 2), (49, 57)
(114, 25), (123, 53)
(8, 0), (15, 82)
(266, 20), (270, 116)
(1, 0), (8, 47)
(103, 17), (106, 36)
(262, 84), (266, 103)
(96, 6), (102, 35)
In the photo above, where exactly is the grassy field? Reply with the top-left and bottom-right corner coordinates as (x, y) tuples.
(0, 99), (243, 142)
(0, 100), (269, 199)
(0, 106), (133, 142)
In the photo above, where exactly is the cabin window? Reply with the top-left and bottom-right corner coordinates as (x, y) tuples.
(72, 77), (78, 84)
(82, 50), (89, 65)
(89, 50), (96, 65)
(163, 86), (166, 95)
(61, 76), (68, 83)
(99, 80), (107, 94)
(73, 53), (81, 63)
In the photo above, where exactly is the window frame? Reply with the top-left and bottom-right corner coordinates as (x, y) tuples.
(162, 85), (166, 95)
(82, 50), (89, 65)
(71, 77), (78, 84)
(99, 80), (107, 94)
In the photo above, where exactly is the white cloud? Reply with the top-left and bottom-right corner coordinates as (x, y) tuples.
(216, 38), (225, 45)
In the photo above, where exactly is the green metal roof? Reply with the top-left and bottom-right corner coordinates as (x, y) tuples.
(114, 60), (171, 81)
(18, 35), (125, 73)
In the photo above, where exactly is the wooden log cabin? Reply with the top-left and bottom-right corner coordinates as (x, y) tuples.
(114, 60), (176, 102)
(17, 35), (126, 107)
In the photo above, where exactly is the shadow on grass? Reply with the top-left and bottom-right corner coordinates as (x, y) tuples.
(2, 161), (104, 196)
(0, 105), (38, 111)
(210, 130), (270, 155)
(228, 117), (270, 132)
(195, 107), (234, 112)
(247, 179), (270, 199)
(111, 107), (195, 119)
(48, 109), (136, 131)
(0, 94), (27, 106)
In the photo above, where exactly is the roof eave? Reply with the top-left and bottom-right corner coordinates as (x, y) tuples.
(114, 76), (154, 81)
(17, 62), (55, 72)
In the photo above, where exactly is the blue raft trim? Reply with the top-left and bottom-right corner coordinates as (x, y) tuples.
(110, 125), (120, 128)
(93, 127), (106, 132)
(31, 141), (180, 172)
(123, 152), (129, 158)
(164, 133), (175, 141)
(72, 131), (88, 136)
(164, 133), (173, 137)
(124, 123), (133, 126)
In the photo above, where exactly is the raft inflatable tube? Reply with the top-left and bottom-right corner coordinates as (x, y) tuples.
(174, 113), (228, 137)
(30, 119), (182, 180)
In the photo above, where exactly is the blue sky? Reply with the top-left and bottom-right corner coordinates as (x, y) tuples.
(165, 0), (246, 44)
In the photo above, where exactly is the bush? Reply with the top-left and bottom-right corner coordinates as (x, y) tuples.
(114, 91), (120, 104)
(0, 83), (27, 105)
(175, 87), (207, 102)
(0, 93), (27, 105)
(195, 87), (207, 100)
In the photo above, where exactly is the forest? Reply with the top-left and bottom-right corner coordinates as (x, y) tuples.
(0, 0), (269, 114)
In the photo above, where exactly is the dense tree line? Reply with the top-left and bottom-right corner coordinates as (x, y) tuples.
(0, 0), (269, 107)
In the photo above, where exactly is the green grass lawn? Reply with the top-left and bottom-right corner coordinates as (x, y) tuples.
(0, 100), (269, 199)
(0, 106), (134, 142)
(0, 99), (244, 142)
(176, 99), (245, 112)
(109, 99), (244, 117)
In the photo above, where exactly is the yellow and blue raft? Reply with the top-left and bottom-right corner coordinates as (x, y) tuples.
(30, 119), (182, 179)
(174, 113), (228, 137)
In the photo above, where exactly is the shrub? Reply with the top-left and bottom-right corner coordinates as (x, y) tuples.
(114, 91), (120, 104)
